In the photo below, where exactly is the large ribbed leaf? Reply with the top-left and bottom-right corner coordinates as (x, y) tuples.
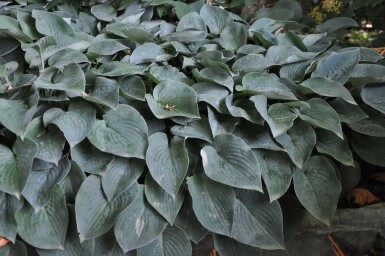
(93, 62), (144, 77)
(174, 195), (208, 244)
(0, 240), (27, 256)
(34, 64), (86, 93)
(199, 5), (232, 34)
(71, 139), (114, 174)
(22, 157), (71, 210)
(187, 175), (235, 236)
(300, 77), (356, 104)
(361, 84), (385, 114)
(193, 67), (234, 92)
(0, 138), (37, 198)
(349, 64), (385, 87)
(297, 98), (343, 139)
(114, 186), (168, 252)
(232, 54), (275, 73)
(91, 3), (116, 21)
(276, 120), (316, 169)
(170, 116), (213, 143)
(347, 107), (385, 137)
(144, 175), (184, 225)
(87, 104), (148, 158)
(0, 99), (31, 139)
(312, 50), (360, 84)
(207, 107), (240, 136)
(58, 161), (85, 203)
(107, 23), (155, 44)
(316, 17), (358, 33)
(48, 48), (89, 68)
(214, 234), (261, 256)
(94, 229), (126, 256)
(146, 80), (200, 119)
(201, 134), (262, 191)
(315, 129), (353, 166)
(176, 12), (207, 32)
(294, 156), (341, 225)
(265, 46), (318, 65)
(329, 98), (368, 123)
(88, 40), (127, 55)
(36, 205), (94, 256)
(231, 189), (284, 249)
(225, 96), (264, 125)
(101, 157), (144, 202)
(16, 186), (69, 249)
(192, 82), (229, 113)
(240, 73), (297, 100)
(220, 22), (246, 51)
(119, 75), (146, 101)
(146, 133), (189, 197)
(137, 225), (191, 256)
(352, 133), (385, 167)
(0, 192), (21, 243)
(251, 95), (298, 137)
(43, 100), (96, 147)
(130, 43), (172, 64)
(75, 176), (139, 240)
(25, 117), (65, 165)
(32, 10), (74, 36)
(253, 149), (293, 202)
(84, 76), (120, 110)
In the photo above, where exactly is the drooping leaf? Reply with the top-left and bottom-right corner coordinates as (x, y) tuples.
(300, 77), (356, 104)
(114, 186), (168, 252)
(349, 64), (385, 87)
(91, 3), (117, 21)
(93, 229), (126, 256)
(0, 99), (32, 139)
(347, 107), (385, 137)
(231, 188), (284, 249)
(253, 149), (293, 202)
(0, 192), (21, 243)
(293, 156), (342, 225)
(136, 225), (192, 256)
(276, 120), (316, 169)
(43, 100), (96, 147)
(192, 82), (229, 113)
(145, 80), (200, 119)
(16, 186), (69, 250)
(36, 205), (95, 256)
(311, 50), (360, 85)
(144, 174), (184, 225)
(119, 75), (146, 101)
(214, 234), (261, 256)
(176, 12), (207, 32)
(87, 104), (148, 158)
(316, 17), (358, 33)
(193, 67), (234, 92)
(84, 76), (120, 110)
(265, 45), (318, 65)
(146, 133), (189, 197)
(225, 95), (264, 125)
(34, 63), (86, 93)
(201, 134), (262, 191)
(315, 129), (353, 166)
(75, 175), (140, 240)
(297, 98), (343, 139)
(277, 30), (307, 51)
(187, 174), (235, 236)
(22, 157), (71, 210)
(102, 157), (145, 202)
(240, 73), (297, 100)
(32, 10), (74, 36)
(251, 95), (298, 137)
(0, 138), (37, 198)
(207, 106), (240, 137)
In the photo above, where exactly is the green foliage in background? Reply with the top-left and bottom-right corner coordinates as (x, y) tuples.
(0, 0), (384, 255)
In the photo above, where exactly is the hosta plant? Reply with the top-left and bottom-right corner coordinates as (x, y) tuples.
(0, 0), (385, 255)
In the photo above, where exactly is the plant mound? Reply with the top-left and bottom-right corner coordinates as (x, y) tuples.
(0, 0), (385, 255)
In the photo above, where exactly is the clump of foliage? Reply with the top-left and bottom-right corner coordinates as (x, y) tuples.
(0, 0), (385, 255)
